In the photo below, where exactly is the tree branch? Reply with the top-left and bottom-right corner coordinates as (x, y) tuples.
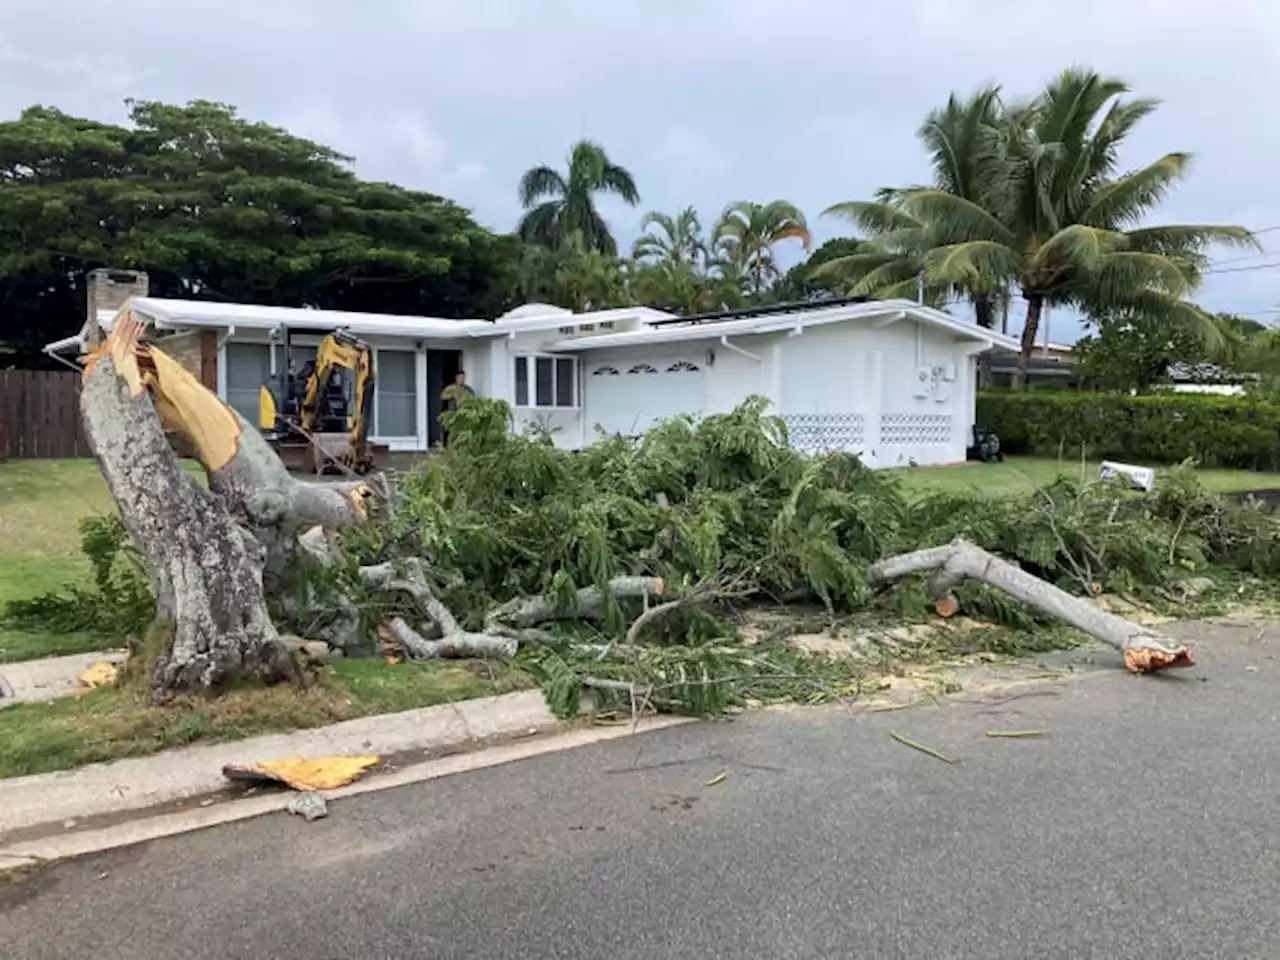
(869, 538), (1194, 672)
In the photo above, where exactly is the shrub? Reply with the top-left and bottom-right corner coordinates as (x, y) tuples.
(977, 390), (1280, 470)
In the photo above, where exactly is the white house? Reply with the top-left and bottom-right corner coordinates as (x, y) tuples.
(48, 289), (1019, 468)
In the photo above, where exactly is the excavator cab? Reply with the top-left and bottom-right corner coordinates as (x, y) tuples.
(256, 326), (381, 474)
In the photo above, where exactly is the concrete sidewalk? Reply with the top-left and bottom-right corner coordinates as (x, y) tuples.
(0, 649), (128, 706)
(0, 689), (558, 837)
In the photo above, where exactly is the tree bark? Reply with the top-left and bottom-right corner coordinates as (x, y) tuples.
(143, 347), (375, 588)
(80, 333), (298, 699)
(1012, 294), (1043, 391)
(869, 539), (1194, 673)
(974, 295), (995, 389)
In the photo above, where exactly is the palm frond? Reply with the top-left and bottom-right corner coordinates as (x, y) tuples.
(899, 189), (1018, 247)
(518, 165), (567, 208)
(921, 241), (1021, 287)
(1079, 154), (1192, 228)
(1125, 224), (1261, 256)
(822, 200), (921, 236)
(1030, 224), (1127, 273)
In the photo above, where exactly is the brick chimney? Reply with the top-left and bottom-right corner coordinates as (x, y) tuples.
(85, 268), (149, 345)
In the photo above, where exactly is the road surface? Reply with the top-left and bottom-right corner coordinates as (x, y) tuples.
(4, 620), (1280, 959)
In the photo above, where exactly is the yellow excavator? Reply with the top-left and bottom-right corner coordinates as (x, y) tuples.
(258, 327), (383, 474)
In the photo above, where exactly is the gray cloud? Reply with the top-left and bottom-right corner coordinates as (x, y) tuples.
(2, 0), (1277, 336)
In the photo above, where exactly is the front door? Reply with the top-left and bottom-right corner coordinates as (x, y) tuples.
(427, 350), (464, 446)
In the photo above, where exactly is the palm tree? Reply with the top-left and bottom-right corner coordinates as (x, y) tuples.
(711, 200), (811, 297)
(821, 69), (1258, 388)
(518, 231), (627, 312)
(517, 140), (640, 255)
(632, 206), (706, 266)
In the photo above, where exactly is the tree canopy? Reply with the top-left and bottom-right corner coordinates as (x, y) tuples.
(0, 100), (520, 367)
(517, 140), (640, 255)
(818, 69), (1256, 387)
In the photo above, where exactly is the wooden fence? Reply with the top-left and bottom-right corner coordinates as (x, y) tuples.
(0, 369), (92, 460)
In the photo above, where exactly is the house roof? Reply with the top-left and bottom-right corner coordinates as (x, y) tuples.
(545, 299), (1021, 352)
(124, 297), (497, 340)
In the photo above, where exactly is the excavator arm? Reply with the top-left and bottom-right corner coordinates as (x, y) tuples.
(298, 330), (374, 438)
(258, 327), (378, 473)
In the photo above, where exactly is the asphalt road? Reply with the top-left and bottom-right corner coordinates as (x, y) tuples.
(5, 621), (1280, 959)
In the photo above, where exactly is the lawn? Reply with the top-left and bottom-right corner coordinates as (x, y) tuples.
(0, 459), (119, 662)
(889, 456), (1280, 497)
(0, 658), (531, 779)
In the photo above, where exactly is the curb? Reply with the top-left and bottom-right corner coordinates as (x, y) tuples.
(0, 714), (692, 869)
(0, 689), (557, 839)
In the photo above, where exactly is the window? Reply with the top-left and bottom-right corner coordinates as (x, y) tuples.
(667, 361), (700, 373)
(374, 350), (417, 437)
(224, 343), (271, 422)
(592, 366), (620, 376)
(627, 363), (658, 375)
(599, 321), (615, 330)
(514, 355), (577, 408)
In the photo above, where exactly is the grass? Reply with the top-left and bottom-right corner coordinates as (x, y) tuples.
(0, 460), (118, 662)
(0, 658), (532, 779)
(890, 455), (1280, 498)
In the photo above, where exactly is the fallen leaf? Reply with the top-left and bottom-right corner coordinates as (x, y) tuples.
(222, 755), (380, 792)
(77, 661), (119, 690)
(704, 772), (727, 787)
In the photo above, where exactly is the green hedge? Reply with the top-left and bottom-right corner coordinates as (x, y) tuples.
(976, 390), (1280, 471)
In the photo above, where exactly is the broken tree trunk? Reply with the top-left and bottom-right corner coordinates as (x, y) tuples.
(80, 317), (298, 698)
(868, 538), (1194, 673)
(143, 347), (375, 588)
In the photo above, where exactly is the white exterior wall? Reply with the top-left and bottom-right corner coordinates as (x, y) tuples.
(770, 320), (973, 467)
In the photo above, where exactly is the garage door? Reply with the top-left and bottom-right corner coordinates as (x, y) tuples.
(585, 358), (705, 437)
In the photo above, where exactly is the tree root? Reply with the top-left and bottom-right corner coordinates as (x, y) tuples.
(869, 538), (1194, 673)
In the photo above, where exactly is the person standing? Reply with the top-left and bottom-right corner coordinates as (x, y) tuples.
(440, 369), (475, 446)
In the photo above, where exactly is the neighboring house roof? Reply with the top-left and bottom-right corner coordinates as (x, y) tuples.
(546, 299), (1021, 353)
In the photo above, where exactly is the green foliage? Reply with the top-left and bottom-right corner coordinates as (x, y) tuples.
(978, 390), (1280, 470)
(821, 69), (1257, 385)
(361, 397), (1280, 715)
(4, 515), (153, 637)
(0, 99), (520, 367)
(517, 139), (640, 255)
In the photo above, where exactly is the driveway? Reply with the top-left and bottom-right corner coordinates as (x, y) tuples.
(3, 619), (1279, 959)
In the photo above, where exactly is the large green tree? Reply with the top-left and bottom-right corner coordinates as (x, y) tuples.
(821, 70), (1257, 388)
(517, 140), (640, 255)
(711, 200), (811, 297)
(0, 100), (519, 367)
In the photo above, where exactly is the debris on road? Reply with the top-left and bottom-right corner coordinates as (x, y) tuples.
(704, 772), (727, 787)
(286, 794), (329, 822)
(222, 755), (380, 791)
(985, 730), (1048, 739)
(890, 731), (957, 764)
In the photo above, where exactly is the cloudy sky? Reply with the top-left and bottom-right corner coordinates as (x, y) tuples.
(3, 0), (1277, 340)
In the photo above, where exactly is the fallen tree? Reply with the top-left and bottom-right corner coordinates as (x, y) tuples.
(25, 330), (1280, 707)
(869, 539), (1193, 673)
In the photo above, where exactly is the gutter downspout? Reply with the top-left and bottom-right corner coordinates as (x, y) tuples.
(216, 325), (237, 350)
(719, 335), (762, 362)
